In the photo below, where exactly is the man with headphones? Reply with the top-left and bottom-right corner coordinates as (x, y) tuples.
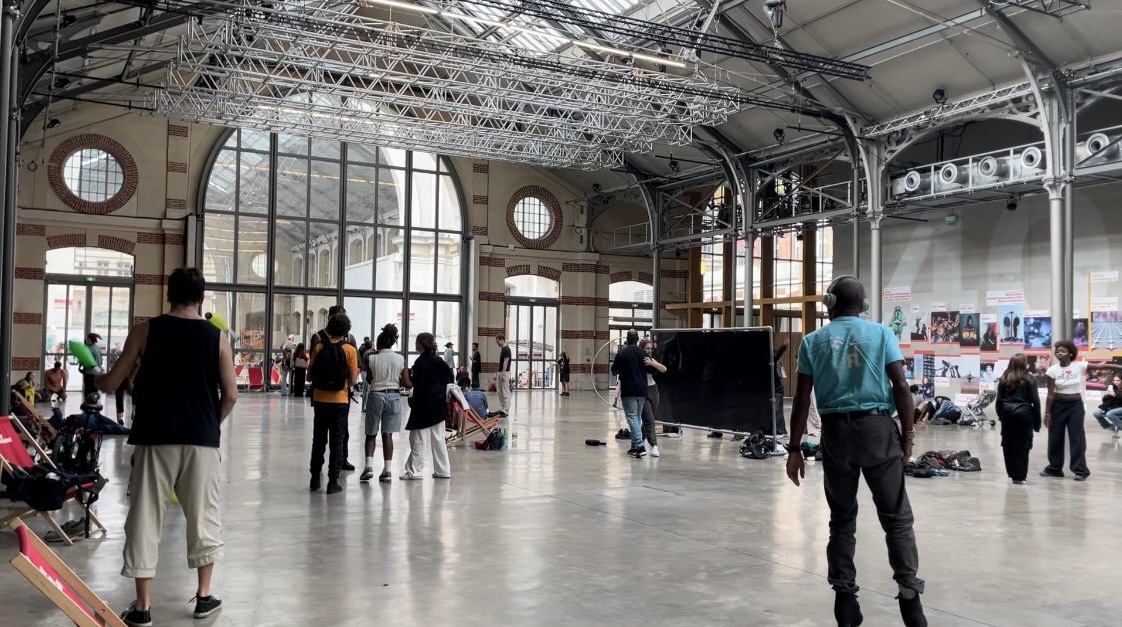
(785, 276), (926, 627)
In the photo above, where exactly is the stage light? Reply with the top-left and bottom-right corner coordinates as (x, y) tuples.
(46, 118), (61, 129)
(773, 127), (785, 144)
(1006, 195), (1018, 211)
(932, 88), (947, 105)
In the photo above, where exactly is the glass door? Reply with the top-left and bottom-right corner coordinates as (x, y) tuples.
(505, 302), (559, 390)
(43, 281), (133, 391)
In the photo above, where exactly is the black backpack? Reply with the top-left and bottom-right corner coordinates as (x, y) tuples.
(53, 415), (103, 475)
(310, 338), (349, 391)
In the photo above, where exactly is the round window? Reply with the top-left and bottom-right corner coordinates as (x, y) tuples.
(62, 148), (124, 202)
(513, 197), (552, 240)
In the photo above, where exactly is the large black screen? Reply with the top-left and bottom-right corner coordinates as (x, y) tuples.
(651, 328), (779, 434)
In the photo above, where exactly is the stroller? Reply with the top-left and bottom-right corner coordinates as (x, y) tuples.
(959, 390), (997, 428)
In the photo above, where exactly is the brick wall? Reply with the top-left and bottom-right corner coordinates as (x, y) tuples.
(47, 134), (138, 214)
(98, 234), (136, 255)
(46, 233), (87, 249)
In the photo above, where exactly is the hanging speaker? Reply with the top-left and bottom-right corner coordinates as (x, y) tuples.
(1020, 146), (1043, 171)
(1086, 133), (1110, 155)
(938, 162), (966, 186)
(977, 155), (1005, 178)
(902, 170), (925, 193)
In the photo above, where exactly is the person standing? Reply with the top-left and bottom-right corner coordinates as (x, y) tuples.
(1040, 341), (1092, 480)
(361, 324), (410, 483)
(81, 332), (103, 397)
(309, 305), (357, 471)
(402, 333), (453, 480)
(308, 313), (361, 495)
(96, 267), (238, 626)
(995, 354), (1041, 484)
(107, 341), (129, 424)
(557, 351), (571, 396)
(443, 342), (457, 370)
(638, 339), (666, 457)
(611, 330), (649, 459)
(470, 342), (482, 389)
(785, 276), (926, 627)
(44, 360), (68, 403)
(291, 343), (309, 397)
(495, 335), (512, 415)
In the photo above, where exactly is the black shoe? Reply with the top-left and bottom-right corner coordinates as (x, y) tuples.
(631, 446), (647, 459)
(834, 591), (863, 627)
(707, 431), (723, 438)
(1039, 469), (1064, 478)
(359, 467), (374, 482)
(897, 593), (927, 627)
(1074, 474), (1089, 482)
(341, 462), (356, 471)
(192, 595), (222, 619)
(309, 475), (320, 491)
(120, 602), (153, 627)
(627, 446), (637, 454)
(326, 480), (343, 494)
(615, 429), (631, 440)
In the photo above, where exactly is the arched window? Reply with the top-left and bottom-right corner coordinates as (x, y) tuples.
(200, 128), (465, 371)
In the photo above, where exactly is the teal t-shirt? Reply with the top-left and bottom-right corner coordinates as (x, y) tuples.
(796, 316), (903, 413)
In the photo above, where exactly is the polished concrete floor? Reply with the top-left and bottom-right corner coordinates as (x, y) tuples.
(3, 392), (1122, 626)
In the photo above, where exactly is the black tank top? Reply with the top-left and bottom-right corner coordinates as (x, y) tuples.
(128, 315), (222, 447)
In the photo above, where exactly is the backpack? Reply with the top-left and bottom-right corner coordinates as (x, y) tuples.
(53, 415), (103, 476)
(282, 348), (293, 370)
(475, 428), (504, 450)
(310, 339), (349, 392)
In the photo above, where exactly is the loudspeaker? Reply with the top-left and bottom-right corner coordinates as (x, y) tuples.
(902, 170), (926, 193)
(938, 162), (966, 186)
(1020, 146), (1043, 171)
(977, 155), (1005, 178)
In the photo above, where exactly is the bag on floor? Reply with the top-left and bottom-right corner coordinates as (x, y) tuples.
(950, 456), (982, 472)
(475, 429), (504, 450)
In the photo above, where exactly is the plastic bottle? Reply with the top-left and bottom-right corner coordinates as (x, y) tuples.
(502, 416), (511, 449)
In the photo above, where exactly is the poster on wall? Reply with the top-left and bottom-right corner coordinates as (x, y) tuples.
(980, 358), (997, 390)
(1026, 354), (1053, 386)
(986, 289), (1024, 307)
(1073, 318), (1089, 348)
(930, 311), (961, 344)
(910, 305), (928, 342)
(887, 304), (908, 344)
(958, 354), (981, 383)
(1023, 314), (1053, 349)
(1000, 305), (1025, 345)
(904, 357), (915, 381)
(1088, 357), (1122, 390)
(980, 314), (999, 352)
(1090, 310), (1121, 351)
(959, 312), (981, 348)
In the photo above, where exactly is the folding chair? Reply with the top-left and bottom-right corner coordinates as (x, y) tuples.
(7, 519), (127, 626)
(247, 366), (265, 391)
(444, 385), (502, 447)
(10, 391), (58, 446)
(0, 415), (108, 545)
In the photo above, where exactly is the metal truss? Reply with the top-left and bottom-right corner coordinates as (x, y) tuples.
(985, 0), (1089, 19)
(862, 81), (1037, 138)
(155, 0), (757, 167)
(424, 0), (871, 81)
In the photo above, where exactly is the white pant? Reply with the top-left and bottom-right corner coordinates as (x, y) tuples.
(404, 423), (450, 477)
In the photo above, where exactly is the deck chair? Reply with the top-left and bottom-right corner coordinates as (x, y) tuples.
(7, 519), (127, 627)
(0, 416), (108, 545)
(10, 392), (59, 446)
(247, 365), (265, 391)
(444, 385), (502, 447)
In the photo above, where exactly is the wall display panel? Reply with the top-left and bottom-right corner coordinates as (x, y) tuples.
(235, 292), (266, 355)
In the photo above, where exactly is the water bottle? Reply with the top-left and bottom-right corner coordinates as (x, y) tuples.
(511, 416), (518, 439)
(502, 416), (511, 449)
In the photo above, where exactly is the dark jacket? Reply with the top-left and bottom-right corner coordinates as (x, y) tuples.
(611, 345), (648, 397)
(1101, 386), (1122, 411)
(996, 379), (1042, 432)
(407, 354), (453, 430)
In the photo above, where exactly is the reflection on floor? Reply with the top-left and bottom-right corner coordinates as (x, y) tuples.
(3, 392), (1122, 626)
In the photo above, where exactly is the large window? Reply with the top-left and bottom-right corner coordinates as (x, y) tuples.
(201, 129), (465, 375)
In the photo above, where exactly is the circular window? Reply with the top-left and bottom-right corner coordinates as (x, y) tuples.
(506, 186), (562, 249)
(62, 149), (124, 202)
(48, 134), (139, 214)
(513, 197), (552, 240)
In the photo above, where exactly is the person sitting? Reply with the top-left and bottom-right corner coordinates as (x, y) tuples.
(930, 396), (962, 424)
(458, 373), (500, 418)
(52, 393), (131, 435)
(1093, 374), (1122, 438)
(910, 385), (929, 422)
(44, 361), (68, 403)
(11, 372), (37, 404)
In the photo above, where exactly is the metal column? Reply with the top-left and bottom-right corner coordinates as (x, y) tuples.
(1047, 186), (1065, 338)
(865, 163), (884, 322)
(1060, 88), (1075, 340)
(850, 167), (861, 277)
(651, 247), (662, 328)
(741, 166), (754, 325)
(0, 0), (17, 413)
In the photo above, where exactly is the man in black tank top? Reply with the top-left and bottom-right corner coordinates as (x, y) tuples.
(97, 267), (239, 626)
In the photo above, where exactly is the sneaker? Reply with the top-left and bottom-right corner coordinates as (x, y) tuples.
(120, 601), (153, 627)
(897, 592), (927, 627)
(650, 446), (660, 457)
(400, 473), (423, 481)
(631, 446), (647, 459)
(432, 474), (451, 479)
(192, 595), (222, 619)
(611, 401), (618, 408)
(615, 429), (631, 440)
(1039, 469), (1064, 478)
(1074, 475), (1089, 482)
(340, 462), (356, 471)
(359, 467), (374, 482)
(834, 591), (863, 627)
(378, 470), (392, 483)
(326, 480), (343, 494)
(309, 475), (320, 491)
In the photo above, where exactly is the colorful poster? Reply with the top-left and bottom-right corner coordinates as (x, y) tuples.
(929, 311), (960, 344)
(911, 309), (929, 342)
(958, 354), (981, 382)
(1024, 315), (1053, 349)
(959, 312), (981, 347)
(904, 357), (916, 381)
(980, 314), (999, 352)
(1091, 310), (1121, 351)
(887, 304), (908, 343)
(1000, 305), (1024, 345)
(1026, 354), (1053, 386)
(1073, 318), (1089, 348)
(980, 358), (997, 390)
(986, 289), (1024, 306)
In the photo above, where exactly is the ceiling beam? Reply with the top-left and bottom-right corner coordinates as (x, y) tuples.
(21, 61), (169, 137)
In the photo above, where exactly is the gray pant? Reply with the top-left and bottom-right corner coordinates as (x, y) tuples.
(821, 413), (924, 595)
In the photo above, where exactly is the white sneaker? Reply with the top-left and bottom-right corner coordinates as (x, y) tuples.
(650, 446), (660, 457)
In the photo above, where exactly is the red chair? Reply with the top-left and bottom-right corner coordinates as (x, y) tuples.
(0, 415), (108, 545)
(8, 518), (127, 626)
(247, 366), (265, 391)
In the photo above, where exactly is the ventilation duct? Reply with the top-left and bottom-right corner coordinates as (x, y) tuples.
(976, 155), (1006, 179)
(938, 162), (967, 187)
(902, 170), (926, 193)
(1020, 146), (1043, 172)
(1077, 132), (1115, 162)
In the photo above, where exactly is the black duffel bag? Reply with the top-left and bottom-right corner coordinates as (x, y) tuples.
(2, 463), (101, 512)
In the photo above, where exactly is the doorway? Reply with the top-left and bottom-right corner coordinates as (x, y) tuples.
(42, 247), (134, 391)
(505, 302), (558, 390)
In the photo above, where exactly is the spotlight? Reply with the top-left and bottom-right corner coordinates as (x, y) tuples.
(591, 183), (601, 193)
(46, 118), (61, 129)
(773, 128), (785, 144)
(53, 77), (70, 89)
(764, 0), (786, 28)
(60, 14), (77, 27)
(1006, 195), (1018, 211)
(932, 88), (947, 105)
(795, 232), (804, 242)
(668, 158), (680, 173)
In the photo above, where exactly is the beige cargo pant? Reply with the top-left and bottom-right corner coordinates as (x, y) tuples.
(122, 445), (223, 579)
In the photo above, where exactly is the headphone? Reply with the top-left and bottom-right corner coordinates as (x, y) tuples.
(821, 275), (870, 313)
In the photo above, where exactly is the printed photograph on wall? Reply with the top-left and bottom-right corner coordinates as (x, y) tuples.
(1090, 310), (1121, 351)
(980, 314), (999, 352)
(1026, 353), (1053, 386)
(958, 354), (981, 383)
(980, 358), (997, 385)
(1073, 317), (1089, 348)
(1024, 315), (1053, 349)
(960, 312), (981, 347)
(887, 304), (908, 342)
(911, 309), (929, 342)
(1087, 356), (1122, 391)
(935, 357), (963, 378)
(930, 311), (961, 344)
(1001, 305), (1025, 345)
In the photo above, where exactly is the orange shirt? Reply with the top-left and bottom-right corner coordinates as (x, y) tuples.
(310, 339), (359, 405)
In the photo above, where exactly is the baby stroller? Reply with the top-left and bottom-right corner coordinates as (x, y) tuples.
(959, 390), (997, 428)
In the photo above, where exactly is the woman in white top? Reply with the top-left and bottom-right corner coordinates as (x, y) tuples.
(1041, 340), (1091, 480)
(362, 324), (411, 483)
